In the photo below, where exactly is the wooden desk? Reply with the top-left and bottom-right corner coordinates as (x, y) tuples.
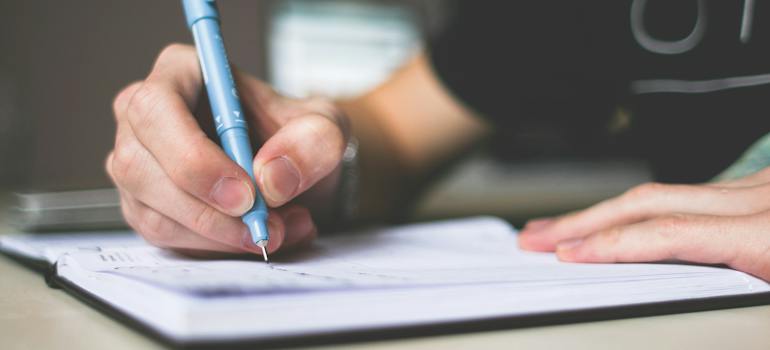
(3, 254), (770, 350)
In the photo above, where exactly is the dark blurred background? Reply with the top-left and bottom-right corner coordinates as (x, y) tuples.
(0, 0), (446, 190)
(1, 1), (265, 191)
(0, 0), (648, 226)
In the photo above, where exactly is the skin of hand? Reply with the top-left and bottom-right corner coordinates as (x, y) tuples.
(108, 44), (487, 257)
(519, 167), (770, 282)
(107, 44), (350, 257)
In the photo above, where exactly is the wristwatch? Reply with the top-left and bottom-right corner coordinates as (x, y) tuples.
(331, 137), (360, 228)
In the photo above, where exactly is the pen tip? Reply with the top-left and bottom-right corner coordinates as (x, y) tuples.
(260, 245), (269, 263)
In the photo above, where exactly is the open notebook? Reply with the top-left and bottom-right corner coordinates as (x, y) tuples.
(2, 217), (770, 348)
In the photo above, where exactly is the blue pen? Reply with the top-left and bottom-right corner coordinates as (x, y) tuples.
(181, 0), (270, 261)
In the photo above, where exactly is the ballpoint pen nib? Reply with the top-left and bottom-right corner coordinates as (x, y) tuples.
(260, 246), (269, 263)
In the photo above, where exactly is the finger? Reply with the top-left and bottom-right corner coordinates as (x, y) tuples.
(253, 114), (347, 207)
(519, 182), (769, 252)
(555, 214), (731, 264)
(233, 73), (284, 139)
(274, 204), (318, 249)
(235, 72), (347, 209)
(257, 213), (286, 254)
(166, 213), (288, 258)
(112, 81), (143, 123)
(118, 188), (250, 254)
(555, 213), (770, 281)
(118, 184), (288, 258)
(109, 122), (258, 253)
(235, 72), (350, 141)
(119, 44), (256, 217)
(108, 122), (291, 258)
(521, 218), (556, 232)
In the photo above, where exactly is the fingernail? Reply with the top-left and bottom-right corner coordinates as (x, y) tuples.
(240, 226), (263, 254)
(557, 238), (584, 252)
(523, 218), (554, 232)
(241, 217), (283, 255)
(260, 157), (300, 204)
(212, 177), (254, 216)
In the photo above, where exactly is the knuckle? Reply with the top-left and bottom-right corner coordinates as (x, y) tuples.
(138, 208), (177, 246)
(111, 140), (144, 183)
(597, 227), (623, 246)
(112, 81), (143, 118)
(158, 43), (195, 62)
(625, 182), (666, 200)
(156, 43), (198, 73)
(189, 205), (219, 238)
(306, 98), (349, 137)
(166, 136), (212, 190)
(110, 137), (151, 188)
(305, 115), (346, 157)
(105, 151), (117, 180)
(125, 82), (167, 130)
(586, 228), (624, 261)
(300, 116), (346, 180)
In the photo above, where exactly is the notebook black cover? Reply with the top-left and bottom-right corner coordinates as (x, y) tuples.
(41, 260), (770, 350)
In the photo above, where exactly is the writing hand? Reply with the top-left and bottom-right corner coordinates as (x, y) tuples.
(107, 44), (348, 257)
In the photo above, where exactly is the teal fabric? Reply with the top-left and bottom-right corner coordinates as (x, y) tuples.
(714, 134), (770, 182)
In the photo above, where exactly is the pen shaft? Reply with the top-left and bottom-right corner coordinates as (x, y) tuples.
(182, 0), (269, 245)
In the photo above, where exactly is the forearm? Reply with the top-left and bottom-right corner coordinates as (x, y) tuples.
(338, 53), (489, 223)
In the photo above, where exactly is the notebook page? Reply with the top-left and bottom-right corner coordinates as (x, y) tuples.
(0, 231), (142, 264)
(68, 217), (768, 296)
(55, 217), (770, 341)
(66, 217), (525, 295)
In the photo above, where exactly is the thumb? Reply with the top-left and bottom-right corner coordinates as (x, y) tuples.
(253, 114), (347, 207)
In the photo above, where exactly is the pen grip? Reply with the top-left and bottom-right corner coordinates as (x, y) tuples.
(185, 1), (269, 240)
(191, 6), (268, 240)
